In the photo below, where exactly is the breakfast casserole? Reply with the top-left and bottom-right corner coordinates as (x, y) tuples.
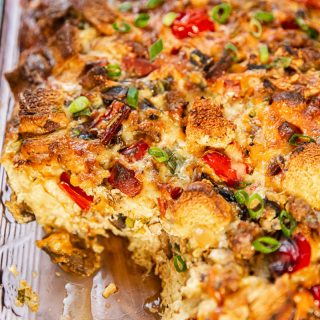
(1, 0), (320, 319)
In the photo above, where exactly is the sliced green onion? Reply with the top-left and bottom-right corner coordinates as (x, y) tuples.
(118, 2), (132, 12)
(253, 236), (280, 254)
(146, 0), (163, 9)
(279, 210), (297, 238)
(149, 39), (163, 61)
(259, 44), (269, 64)
(271, 56), (292, 69)
(296, 17), (319, 39)
(235, 190), (249, 205)
(296, 17), (309, 32)
(166, 150), (177, 174)
(306, 27), (319, 40)
(68, 96), (91, 114)
(254, 11), (274, 23)
(134, 13), (150, 28)
(162, 12), (177, 26)
(125, 217), (135, 228)
(112, 21), (131, 33)
(148, 147), (169, 162)
(73, 108), (91, 117)
(249, 18), (263, 38)
(224, 42), (239, 61)
(173, 255), (187, 272)
(289, 133), (315, 146)
(211, 3), (232, 24)
(126, 87), (139, 108)
(105, 64), (122, 79)
(247, 193), (264, 219)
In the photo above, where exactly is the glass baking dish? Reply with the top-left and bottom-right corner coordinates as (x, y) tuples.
(0, 1), (160, 319)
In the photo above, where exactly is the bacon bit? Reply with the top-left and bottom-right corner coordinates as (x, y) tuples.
(169, 187), (183, 200)
(108, 161), (142, 197)
(270, 234), (311, 275)
(171, 47), (181, 55)
(281, 17), (299, 30)
(202, 151), (246, 187)
(91, 101), (131, 145)
(59, 172), (93, 211)
(310, 285), (320, 306)
(294, 0), (320, 9)
(121, 140), (149, 162)
(171, 9), (214, 39)
(157, 197), (167, 217)
(158, 183), (183, 200)
(122, 56), (156, 77)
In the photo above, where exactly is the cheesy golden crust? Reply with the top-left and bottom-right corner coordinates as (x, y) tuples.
(2, 0), (320, 318)
(186, 98), (236, 154)
(283, 143), (320, 209)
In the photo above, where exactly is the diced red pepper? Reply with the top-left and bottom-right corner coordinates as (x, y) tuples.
(121, 140), (149, 162)
(270, 234), (311, 275)
(171, 9), (215, 39)
(292, 234), (311, 272)
(310, 285), (320, 306)
(108, 161), (142, 197)
(59, 172), (93, 211)
(202, 151), (241, 187)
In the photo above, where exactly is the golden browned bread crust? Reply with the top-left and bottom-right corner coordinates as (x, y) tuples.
(186, 98), (236, 153)
(283, 143), (320, 209)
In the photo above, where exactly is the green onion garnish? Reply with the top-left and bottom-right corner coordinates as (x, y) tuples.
(126, 87), (139, 108)
(306, 27), (319, 40)
(279, 210), (297, 238)
(270, 56), (292, 69)
(134, 13), (150, 28)
(254, 11), (274, 23)
(211, 3), (232, 24)
(149, 39), (163, 61)
(249, 18), (263, 38)
(253, 236), (281, 254)
(173, 255), (187, 272)
(235, 190), (249, 205)
(73, 108), (91, 117)
(118, 2), (132, 12)
(162, 12), (177, 26)
(146, 0), (163, 9)
(68, 96), (91, 114)
(296, 17), (319, 39)
(166, 150), (177, 174)
(247, 193), (264, 219)
(112, 21), (131, 33)
(105, 64), (122, 79)
(289, 133), (315, 146)
(224, 42), (239, 61)
(259, 44), (269, 64)
(148, 147), (169, 162)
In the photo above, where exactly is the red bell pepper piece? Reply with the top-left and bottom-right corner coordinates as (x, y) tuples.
(270, 234), (311, 275)
(121, 140), (149, 162)
(59, 172), (93, 211)
(171, 9), (215, 39)
(311, 285), (320, 306)
(202, 151), (240, 187)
